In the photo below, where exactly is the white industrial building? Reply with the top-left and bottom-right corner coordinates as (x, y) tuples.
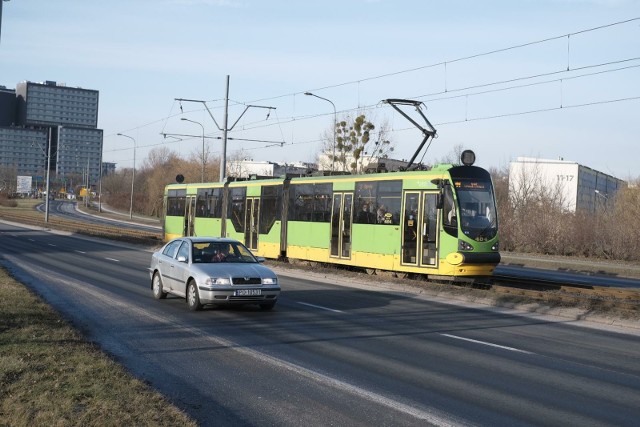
(226, 160), (316, 179)
(509, 157), (625, 213)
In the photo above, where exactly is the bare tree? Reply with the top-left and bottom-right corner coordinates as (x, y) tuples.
(0, 165), (18, 195)
(434, 144), (465, 165)
(330, 114), (393, 174)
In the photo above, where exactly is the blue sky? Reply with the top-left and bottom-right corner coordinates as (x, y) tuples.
(1, 0), (639, 179)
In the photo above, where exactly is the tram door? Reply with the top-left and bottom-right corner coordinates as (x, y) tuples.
(401, 191), (438, 266)
(184, 196), (196, 237)
(244, 197), (260, 251)
(330, 192), (353, 259)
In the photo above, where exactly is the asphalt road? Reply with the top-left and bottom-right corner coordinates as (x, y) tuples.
(37, 199), (162, 232)
(1, 222), (639, 426)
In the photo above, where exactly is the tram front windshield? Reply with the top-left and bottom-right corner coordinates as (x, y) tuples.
(453, 179), (497, 241)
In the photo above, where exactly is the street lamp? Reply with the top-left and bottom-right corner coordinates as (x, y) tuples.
(117, 133), (136, 219)
(305, 92), (336, 173)
(181, 117), (205, 182)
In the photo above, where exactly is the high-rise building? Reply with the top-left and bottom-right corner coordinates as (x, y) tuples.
(0, 85), (16, 126)
(16, 81), (99, 128)
(0, 80), (103, 191)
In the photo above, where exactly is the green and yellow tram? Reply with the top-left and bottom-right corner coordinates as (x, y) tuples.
(162, 152), (500, 279)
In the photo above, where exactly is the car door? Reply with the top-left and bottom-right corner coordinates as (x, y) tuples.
(171, 240), (192, 297)
(158, 240), (182, 292)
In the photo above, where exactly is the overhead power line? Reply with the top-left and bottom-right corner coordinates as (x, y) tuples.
(108, 17), (639, 161)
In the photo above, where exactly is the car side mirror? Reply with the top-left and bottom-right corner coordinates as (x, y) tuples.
(256, 256), (266, 263)
(177, 255), (188, 263)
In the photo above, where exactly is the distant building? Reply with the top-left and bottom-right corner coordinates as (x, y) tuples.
(0, 85), (16, 126)
(0, 80), (103, 189)
(226, 159), (316, 179)
(102, 161), (116, 177)
(509, 157), (625, 212)
(317, 152), (414, 173)
(0, 126), (48, 175)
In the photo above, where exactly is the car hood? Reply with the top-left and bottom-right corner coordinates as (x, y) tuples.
(193, 263), (276, 278)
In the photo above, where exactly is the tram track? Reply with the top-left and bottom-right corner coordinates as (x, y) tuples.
(489, 274), (640, 313)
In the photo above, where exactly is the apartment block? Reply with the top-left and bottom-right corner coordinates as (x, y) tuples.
(0, 80), (103, 189)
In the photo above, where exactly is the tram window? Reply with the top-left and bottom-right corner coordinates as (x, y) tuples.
(167, 196), (186, 216)
(228, 187), (246, 232)
(260, 185), (283, 233)
(355, 180), (401, 225)
(442, 181), (458, 237)
(355, 182), (376, 224)
(288, 183), (335, 222)
(289, 184), (312, 221)
(166, 189), (186, 216)
(377, 180), (401, 225)
(313, 184), (332, 222)
(196, 188), (222, 218)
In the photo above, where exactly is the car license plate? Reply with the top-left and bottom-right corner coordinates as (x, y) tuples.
(235, 289), (261, 296)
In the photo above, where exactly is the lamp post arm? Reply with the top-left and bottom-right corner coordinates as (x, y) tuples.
(304, 92), (337, 172)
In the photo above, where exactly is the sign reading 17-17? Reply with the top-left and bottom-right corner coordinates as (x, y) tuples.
(17, 176), (31, 193)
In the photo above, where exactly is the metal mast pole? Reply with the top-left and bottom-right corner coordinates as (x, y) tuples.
(44, 128), (51, 222)
(117, 133), (136, 219)
(221, 75), (229, 182)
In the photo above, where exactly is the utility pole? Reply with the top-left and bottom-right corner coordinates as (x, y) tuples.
(0, 0), (10, 44)
(85, 156), (90, 208)
(222, 75), (230, 182)
(176, 75), (275, 183)
(44, 128), (52, 222)
(117, 133), (136, 219)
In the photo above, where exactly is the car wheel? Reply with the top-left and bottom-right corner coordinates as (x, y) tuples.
(187, 280), (203, 311)
(152, 272), (167, 299)
(259, 302), (276, 311)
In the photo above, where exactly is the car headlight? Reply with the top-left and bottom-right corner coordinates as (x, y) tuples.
(262, 277), (277, 285)
(205, 277), (232, 286)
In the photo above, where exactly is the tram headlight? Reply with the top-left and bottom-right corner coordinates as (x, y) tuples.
(491, 241), (499, 251)
(458, 240), (474, 251)
(461, 150), (476, 166)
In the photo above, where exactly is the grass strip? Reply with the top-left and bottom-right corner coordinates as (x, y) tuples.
(0, 267), (197, 427)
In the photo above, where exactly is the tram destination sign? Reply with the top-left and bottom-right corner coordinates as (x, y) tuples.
(454, 179), (488, 190)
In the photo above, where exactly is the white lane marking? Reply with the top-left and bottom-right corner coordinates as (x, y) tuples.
(298, 301), (344, 313)
(48, 243), (56, 247)
(6, 255), (468, 427)
(105, 257), (120, 262)
(28, 238), (35, 242)
(75, 250), (86, 254)
(440, 333), (534, 354)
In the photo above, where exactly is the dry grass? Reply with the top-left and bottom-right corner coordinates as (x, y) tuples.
(0, 267), (197, 427)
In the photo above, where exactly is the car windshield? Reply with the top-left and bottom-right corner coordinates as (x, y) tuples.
(191, 241), (258, 264)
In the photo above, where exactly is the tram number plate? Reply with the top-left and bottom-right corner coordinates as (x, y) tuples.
(235, 289), (261, 296)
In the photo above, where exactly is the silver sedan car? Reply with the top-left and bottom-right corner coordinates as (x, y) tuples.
(149, 237), (280, 311)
